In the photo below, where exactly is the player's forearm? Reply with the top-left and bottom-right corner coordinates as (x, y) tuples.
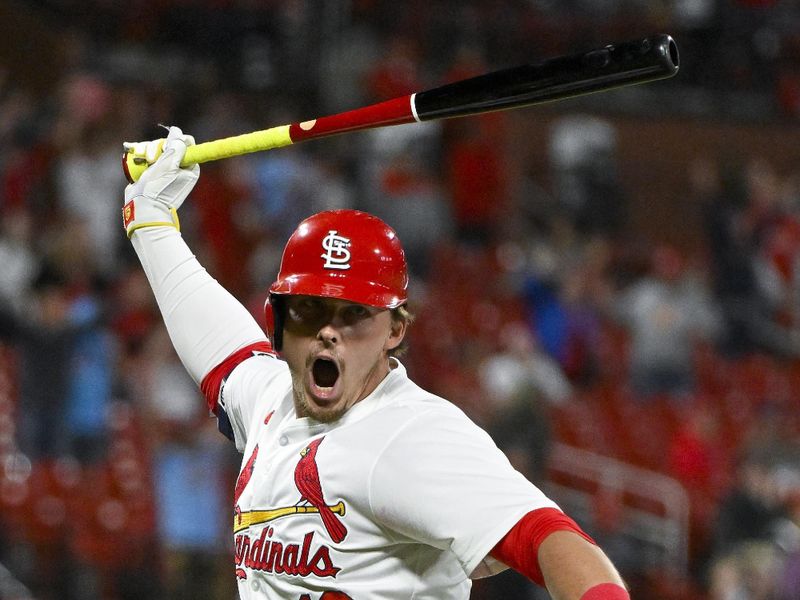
(538, 531), (628, 600)
(130, 225), (268, 382)
(491, 510), (628, 600)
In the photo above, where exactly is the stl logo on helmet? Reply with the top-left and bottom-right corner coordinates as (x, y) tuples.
(321, 230), (351, 270)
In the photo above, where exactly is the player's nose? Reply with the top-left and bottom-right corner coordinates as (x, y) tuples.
(317, 323), (339, 345)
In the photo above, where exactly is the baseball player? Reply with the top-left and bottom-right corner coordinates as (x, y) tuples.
(122, 126), (629, 599)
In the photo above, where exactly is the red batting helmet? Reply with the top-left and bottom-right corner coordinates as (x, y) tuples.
(265, 209), (408, 350)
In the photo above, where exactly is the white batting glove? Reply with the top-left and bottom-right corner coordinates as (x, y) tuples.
(122, 126), (200, 238)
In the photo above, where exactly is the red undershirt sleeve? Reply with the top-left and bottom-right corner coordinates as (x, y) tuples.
(200, 341), (274, 413)
(489, 507), (596, 586)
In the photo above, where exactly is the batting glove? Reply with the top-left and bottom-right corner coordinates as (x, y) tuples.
(122, 126), (199, 238)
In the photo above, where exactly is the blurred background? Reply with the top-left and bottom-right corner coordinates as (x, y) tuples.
(1, 0), (800, 598)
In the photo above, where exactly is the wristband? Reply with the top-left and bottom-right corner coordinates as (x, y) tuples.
(580, 583), (630, 600)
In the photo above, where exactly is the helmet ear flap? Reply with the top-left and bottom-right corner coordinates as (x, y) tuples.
(264, 295), (285, 352)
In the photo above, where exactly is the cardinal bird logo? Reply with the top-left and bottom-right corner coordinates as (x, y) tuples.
(294, 437), (348, 543)
(234, 444), (259, 521)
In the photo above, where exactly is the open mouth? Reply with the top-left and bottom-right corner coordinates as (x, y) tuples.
(312, 357), (340, 389)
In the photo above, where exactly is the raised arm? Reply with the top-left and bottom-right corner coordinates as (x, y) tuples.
(122, 126), (269, 384)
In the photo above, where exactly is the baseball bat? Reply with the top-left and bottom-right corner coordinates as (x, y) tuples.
(123, 34), (678, 183)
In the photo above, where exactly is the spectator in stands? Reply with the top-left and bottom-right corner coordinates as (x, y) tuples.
(522, 259), (606, 387)
(249, 146), (352, 246)
(152, 424), (234, 600)
(64, 285), (114, 464)
(359, 125), (452, 279)
(611, 244), (722, 399)
(53, 74), (125, 278)
(140, 328), (236, 600)
(444, 113), (509, 246)
(774, 490), (800, 599)
(749, 160), (800, 339)
(707, 441), (800, 599)
(478, 323), (560, 600)
(707, 540), (783, 600)
(701, 155), (760, 357)
(667, 404), (728, 500)
(479, 323), (560, 485)
(479, 320), (572, 411)
(0, 208), (38, 313)
(702, 155), (800, 359)
(549, 115), (628, 241)
(711, 447), (787, 559)
(666, 403), (731, 574)
(108, 267), (159, 356)
(0, 264), (79, 459)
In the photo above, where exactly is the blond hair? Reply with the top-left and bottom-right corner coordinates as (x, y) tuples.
(389, 305), (414, 357)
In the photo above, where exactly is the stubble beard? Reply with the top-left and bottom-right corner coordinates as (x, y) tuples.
(290, 353), (389, 424)
(291, 378), (347, 424)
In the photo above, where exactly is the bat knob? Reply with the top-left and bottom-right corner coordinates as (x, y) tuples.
(121, 138), (166, 183)
(122, 151), (151, 184)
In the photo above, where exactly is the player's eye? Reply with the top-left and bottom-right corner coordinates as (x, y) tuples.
(288, 297), (324, 321)
(341, 304), (370, 324)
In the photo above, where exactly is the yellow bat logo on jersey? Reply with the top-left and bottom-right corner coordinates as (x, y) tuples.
(233, 501), (345, 534)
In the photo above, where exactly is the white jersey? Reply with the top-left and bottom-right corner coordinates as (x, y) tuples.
(220, 354), (558, 600)
(128, 227), (559, 599)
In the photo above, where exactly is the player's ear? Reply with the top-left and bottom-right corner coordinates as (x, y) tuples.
(384, 314), (407, 352)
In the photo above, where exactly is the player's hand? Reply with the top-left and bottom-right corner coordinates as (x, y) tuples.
(122, 126), (200, 238)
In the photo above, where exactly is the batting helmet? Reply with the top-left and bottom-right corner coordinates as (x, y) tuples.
(265, 209), (408, 350)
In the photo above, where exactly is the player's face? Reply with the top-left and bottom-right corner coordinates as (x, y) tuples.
(281, 295), (406, 422)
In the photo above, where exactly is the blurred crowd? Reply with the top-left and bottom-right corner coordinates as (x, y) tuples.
(2, 1), (800, 599)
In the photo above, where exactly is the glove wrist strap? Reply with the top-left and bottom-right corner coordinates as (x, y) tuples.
(123, 199), (181, 239)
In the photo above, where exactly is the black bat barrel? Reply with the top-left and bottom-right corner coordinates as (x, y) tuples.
(414, 34), (679, 121)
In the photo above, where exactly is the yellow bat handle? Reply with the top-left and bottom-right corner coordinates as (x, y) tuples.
(123, 125), (293, 183)
(181, 125), (293, 166)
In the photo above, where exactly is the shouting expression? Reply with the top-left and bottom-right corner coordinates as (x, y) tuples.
(281, 295), (406, 422)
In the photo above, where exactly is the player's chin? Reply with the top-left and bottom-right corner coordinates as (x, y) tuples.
(302, 371), (347, 422)
(300, 394), (348, 423)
